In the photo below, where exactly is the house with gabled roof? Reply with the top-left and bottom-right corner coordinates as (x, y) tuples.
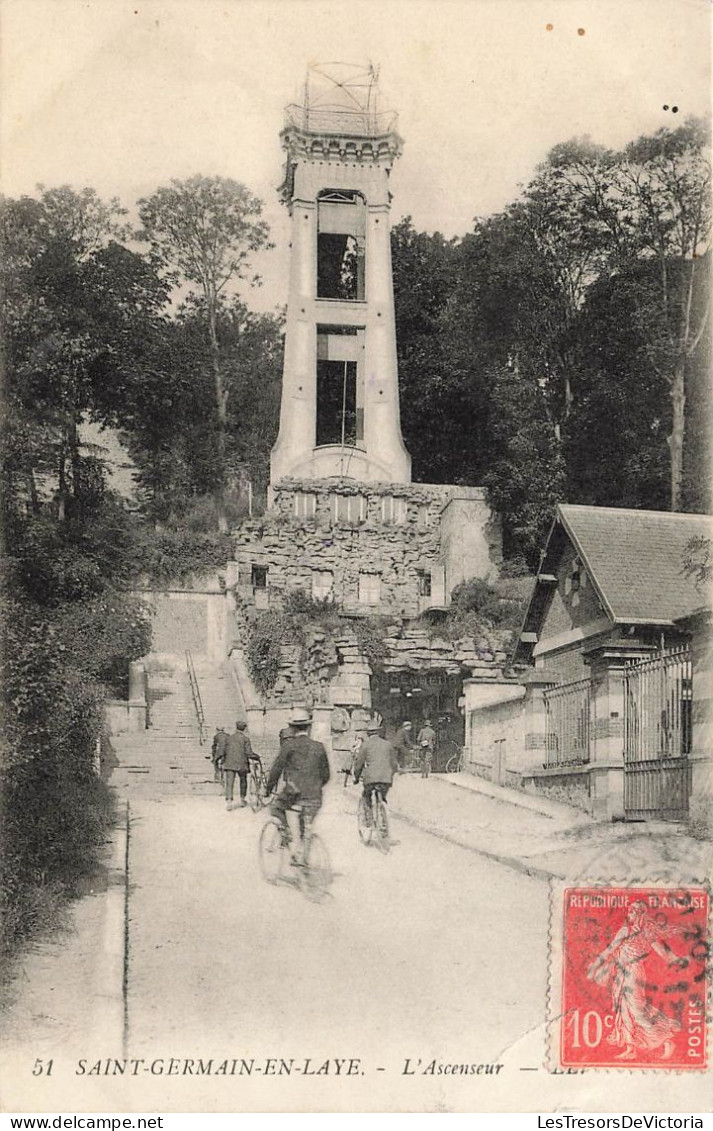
(463, 505), (712, 825)
(514, 505), (711, 678)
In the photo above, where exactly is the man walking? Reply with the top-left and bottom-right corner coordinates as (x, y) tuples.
(417, 719), (436, 778)
(208, 726), (228, 783)
(392, 720), (414, 771)
(223, 719), (253, 811)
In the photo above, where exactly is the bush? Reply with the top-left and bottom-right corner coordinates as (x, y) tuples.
(0, 598), (117, 959)
(245, 610), (299, 694)
(439, 577), (528, 645)
(353, 618), (390, 673)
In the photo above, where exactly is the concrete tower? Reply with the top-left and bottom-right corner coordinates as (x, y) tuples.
(269, 63), (411, 488)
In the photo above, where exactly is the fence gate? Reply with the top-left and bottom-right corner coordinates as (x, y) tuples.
(623, 645), (692, 820)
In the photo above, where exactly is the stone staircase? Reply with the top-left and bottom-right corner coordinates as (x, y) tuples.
(106, 657), (246, 800)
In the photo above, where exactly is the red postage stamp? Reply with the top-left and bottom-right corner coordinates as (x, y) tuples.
(556, 886), (709, 1069)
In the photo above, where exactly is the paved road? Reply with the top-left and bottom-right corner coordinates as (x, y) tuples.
(125, 782), (547, 1111)
(3, 779), (711, 1112)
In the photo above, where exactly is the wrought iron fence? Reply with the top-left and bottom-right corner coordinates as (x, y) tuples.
(543, 677), (593, 768)
(624, 644), (692, 820)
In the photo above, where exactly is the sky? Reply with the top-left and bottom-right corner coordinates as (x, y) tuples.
(2, 0), (710, 310)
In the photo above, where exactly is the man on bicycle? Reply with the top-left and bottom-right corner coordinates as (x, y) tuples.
(265, 706), (330, 859)
(352, 719), (399, 822)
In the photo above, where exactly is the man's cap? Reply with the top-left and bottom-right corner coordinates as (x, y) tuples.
(289, 706), (312, 727)
(366, 719), (382, 733)
(402, 721), (412, 728)
(423, 719), (432, 726)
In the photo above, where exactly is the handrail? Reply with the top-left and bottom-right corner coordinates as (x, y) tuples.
(185, 650), (208, 746)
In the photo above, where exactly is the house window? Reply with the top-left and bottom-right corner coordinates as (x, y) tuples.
(381, 496), (407, 525)
(312, 570), (334, 602)
(251, 565), (268, 590)
(358, 572), (381, 606)
(417, 570), (432, 598)
(317, 191), (366, 301)
(418, 504), (431, 527)
(333, 493), (366, 524)
(294, 492), (316, 519)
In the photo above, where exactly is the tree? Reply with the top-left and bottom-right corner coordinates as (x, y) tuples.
(137, 176), (272, 526)
(534, 121), (711, 508)
(481, 361), (567, 567)
(1, 187), (168, 520)
(391, 217), (488, 483)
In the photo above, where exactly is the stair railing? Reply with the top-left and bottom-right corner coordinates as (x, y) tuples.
(185, 650), (208, 745)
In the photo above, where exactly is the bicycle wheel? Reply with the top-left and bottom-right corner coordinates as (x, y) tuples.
(300, 834), (332, 901)
(259, 820), (286, 884)
(247, 771), (261, 812)
(374, 797), (390, 853)
(445, 745), (463, 773)
(357, 793), (372, 845)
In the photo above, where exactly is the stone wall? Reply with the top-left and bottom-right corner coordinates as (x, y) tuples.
(233, 479), (501, 619)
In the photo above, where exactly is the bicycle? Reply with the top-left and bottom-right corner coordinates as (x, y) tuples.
(357, 784), (390, 853)
(247, 760), (269, 811)
(443, 743), (465, 773)
(258, 806), (332, 901)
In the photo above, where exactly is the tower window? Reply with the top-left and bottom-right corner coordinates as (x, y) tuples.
(316, 326), (365, 448)
(317, 191), (366, 301)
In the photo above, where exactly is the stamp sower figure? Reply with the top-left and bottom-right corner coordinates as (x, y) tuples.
(209, 726), (227, 783)
(352, 719), (399, 823)
(392, 720), (413, 771)
(223, 719), (253, 811)
(586, 900), (687, 1060)
(265, 706), (330, 860)
(417, 719), (435, 778)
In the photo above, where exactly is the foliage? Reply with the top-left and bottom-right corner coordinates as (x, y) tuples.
(392, 118), (711, 563)
(137, 177), (274, 522)
(438, 578), (528, 646)
(682, 536), (712, 589)
(245, 610), (300, 694)
(352, 618), (391, 674)
(0, 185), (161, 959)
(133, 521), (235, 588)
(481, 363), (567, 567)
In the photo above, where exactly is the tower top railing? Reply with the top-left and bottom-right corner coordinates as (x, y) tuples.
(283, 103), (398, 139)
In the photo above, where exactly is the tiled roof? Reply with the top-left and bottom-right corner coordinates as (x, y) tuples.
(558, 505), (712, 624)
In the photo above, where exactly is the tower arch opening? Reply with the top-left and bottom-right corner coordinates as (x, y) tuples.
(317, 190), (366, 301)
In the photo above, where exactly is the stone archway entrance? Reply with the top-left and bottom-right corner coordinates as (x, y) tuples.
(371, 668), (464, 771)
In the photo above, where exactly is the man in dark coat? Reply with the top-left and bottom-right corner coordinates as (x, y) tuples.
(392, 720), (413, 770)
(266, 706), (330, 850)
(353, 720), (399, 817)
(417, 719), (436, 778)
(223, 719), (253, 810)
(209, 726), (228, 782)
